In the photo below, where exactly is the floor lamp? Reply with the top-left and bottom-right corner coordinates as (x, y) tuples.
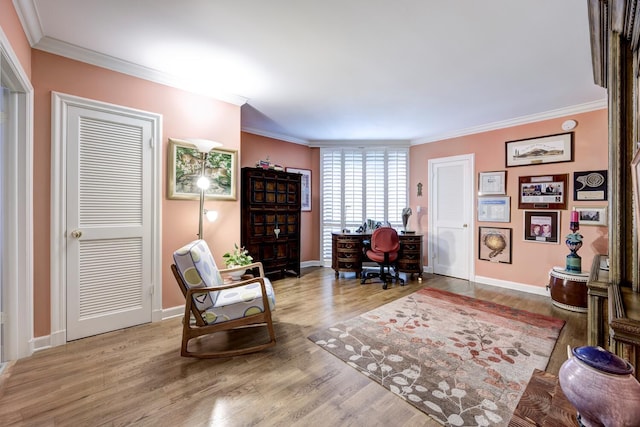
(178, 138), (222, 239)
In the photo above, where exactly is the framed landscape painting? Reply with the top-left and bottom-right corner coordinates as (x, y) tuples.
(168, 138), (237, 200)
(506, 132), (573, 167)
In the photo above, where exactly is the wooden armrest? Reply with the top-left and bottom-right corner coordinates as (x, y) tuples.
(185, 276), (269, 298)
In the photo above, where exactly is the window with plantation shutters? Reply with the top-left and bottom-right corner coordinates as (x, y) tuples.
(320, 147), (409, 263)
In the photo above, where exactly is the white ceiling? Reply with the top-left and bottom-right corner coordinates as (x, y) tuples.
(14, 0), (607, 144)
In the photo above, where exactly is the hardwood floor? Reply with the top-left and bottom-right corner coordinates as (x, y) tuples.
(0, 267), (586, 426)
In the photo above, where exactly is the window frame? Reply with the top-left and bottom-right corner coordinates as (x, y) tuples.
(320, 146), (409, 264)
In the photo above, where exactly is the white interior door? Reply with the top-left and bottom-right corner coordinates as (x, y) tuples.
(66, 104), (153, 341)
(428, 155), (474, 280)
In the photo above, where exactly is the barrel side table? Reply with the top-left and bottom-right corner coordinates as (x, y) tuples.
(547, 266), (589, 313)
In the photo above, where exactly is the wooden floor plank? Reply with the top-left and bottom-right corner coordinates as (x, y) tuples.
(0, 268), (585, 426)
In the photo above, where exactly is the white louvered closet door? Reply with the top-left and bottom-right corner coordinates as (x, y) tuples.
(66, 105), (152, 341)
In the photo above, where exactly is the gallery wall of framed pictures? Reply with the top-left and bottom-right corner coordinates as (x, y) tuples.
(475, 128), (608, 265)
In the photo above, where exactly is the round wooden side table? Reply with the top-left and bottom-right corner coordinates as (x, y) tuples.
(547, 266), (589, 313)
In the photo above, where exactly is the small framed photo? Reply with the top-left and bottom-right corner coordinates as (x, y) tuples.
(505, 132), (573, 167)
(167, 138), (237, 200)
(479, 226), (512, 263)
(575, 206), (608, 226)
(524, 210), (560, 244)
(478, 171), (507, 195)
(573, 170), (607, 201)
(286, 167), (311, 211)
(518, 174), (568, 210)
(477, 196), (510, 222)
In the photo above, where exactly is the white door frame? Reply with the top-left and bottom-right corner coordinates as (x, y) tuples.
(0, 27), (34, 360)
(427, 153), (475, 280)
(50, 92), (163, 347)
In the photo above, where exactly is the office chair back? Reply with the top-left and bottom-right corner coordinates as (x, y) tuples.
(362, 227), (404, 289)
(369, 227), (400, 261)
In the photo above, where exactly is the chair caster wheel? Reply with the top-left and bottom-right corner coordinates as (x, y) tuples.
(382, 283), (388, 290)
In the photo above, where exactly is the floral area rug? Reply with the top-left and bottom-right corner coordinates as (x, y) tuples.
(308, 288), (565, 426)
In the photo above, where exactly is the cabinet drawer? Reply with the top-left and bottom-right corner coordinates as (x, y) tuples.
(336, 261), (362, 271)
(402, 243), (419, 251)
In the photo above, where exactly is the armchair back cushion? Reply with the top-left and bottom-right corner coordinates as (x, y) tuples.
(173, 239), (224, 310)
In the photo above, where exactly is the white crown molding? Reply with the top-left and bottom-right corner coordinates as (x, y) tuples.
(310, 139), (410, 148)
(12, 0), (43, 46)
(14, 0), (247, 106)
(35, 36), (248, 106)
(411, 99), (608, 146)
(241, 126), (309, 145)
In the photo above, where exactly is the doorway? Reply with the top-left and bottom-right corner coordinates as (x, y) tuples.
(51, 93), (162, 343)
(428, 154), (474, 280)
(0, 31), (34, 361)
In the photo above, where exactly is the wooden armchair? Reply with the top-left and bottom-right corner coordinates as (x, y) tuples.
(171, 240), (276, 358)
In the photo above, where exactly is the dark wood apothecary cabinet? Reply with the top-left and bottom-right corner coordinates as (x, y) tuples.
(241, 167), (301, 279)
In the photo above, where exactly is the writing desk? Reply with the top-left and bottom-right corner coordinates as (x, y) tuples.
(331, 232), (423, 278)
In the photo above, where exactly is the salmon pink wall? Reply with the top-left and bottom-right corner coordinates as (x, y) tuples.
(0, 0), (31, 76)
(240, 132), (320, 262)
(409, 109), (608, 289)
(31, 50), (242, 336)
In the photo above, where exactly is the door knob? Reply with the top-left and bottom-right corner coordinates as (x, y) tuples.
(70, 230), (83, 239)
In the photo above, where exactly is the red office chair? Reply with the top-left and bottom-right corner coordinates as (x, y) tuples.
(361, 227), (405, 289)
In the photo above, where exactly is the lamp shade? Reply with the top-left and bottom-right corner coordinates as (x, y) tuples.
(174, 138), (222, 153)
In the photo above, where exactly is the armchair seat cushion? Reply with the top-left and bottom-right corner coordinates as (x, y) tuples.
(202, 279), (276, 325)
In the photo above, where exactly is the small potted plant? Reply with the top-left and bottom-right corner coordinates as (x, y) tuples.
(222, 244), (253, 280)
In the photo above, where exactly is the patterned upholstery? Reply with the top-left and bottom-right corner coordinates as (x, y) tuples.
(173, 239), (276, 325)
(173, 240), (225, 310)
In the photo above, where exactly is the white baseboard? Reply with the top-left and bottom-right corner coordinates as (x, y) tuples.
(473, 275), (550, 296)
(163, 305), (184, 320)
(32, 334), (53, 353)
(301, 260), (323, 268)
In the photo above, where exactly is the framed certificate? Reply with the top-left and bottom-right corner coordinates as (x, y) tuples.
(478, 171), (507, 196)
(477, 196), (510, 222)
